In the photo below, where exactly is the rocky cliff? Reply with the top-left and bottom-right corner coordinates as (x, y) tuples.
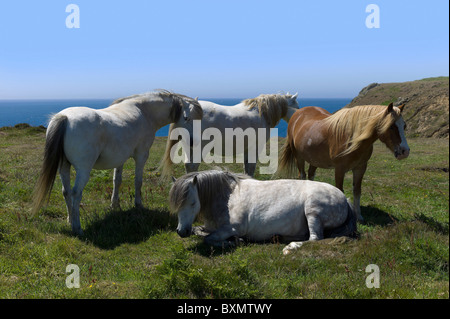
(346, 77), (449, 138)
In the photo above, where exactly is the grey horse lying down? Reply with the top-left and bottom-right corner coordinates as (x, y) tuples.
(169, 170), (357, 254)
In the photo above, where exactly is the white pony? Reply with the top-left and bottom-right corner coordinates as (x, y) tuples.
(161, 93), (299, 177)
(169, 170), (357, 254)
(32, 90), (203, 235)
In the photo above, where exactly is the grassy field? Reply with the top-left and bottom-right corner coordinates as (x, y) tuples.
(0, 124), (448, 298)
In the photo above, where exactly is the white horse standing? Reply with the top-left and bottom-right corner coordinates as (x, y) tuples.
(161, 93), (299, 177)
(32, 90), (203, 235)
(169, 170), (357, 254)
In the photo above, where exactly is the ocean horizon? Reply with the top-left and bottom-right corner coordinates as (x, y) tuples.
(0, 98), (352, 137)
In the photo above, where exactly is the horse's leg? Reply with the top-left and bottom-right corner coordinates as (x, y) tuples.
(111, 165), (123, 210)
(192, 225), (210, 237)
(244, 152), (257, 177)
(134, 151), (149, 208)
(283, 240), (309, 254)
(60, 158), (72, 224)
(283, 205), (323, 255)
(204, 225), (240, 248)
(305, 211), (324, 241)
(334, 167), (346, 192)
(185, 147), (200, 173)
(185, 162), (200, 173)
(352, 163), (367, 223)
(71, 168), (91, 235)
(296, 156), (306, 179)
(307, 164), (318, 181)
(282, 217), (322, 255)
(246, 163), (257, 177)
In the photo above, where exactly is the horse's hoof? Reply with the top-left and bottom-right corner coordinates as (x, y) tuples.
(72, 228), (83, 236)
(192, 226), (209, 236)
(283, 241), (304, 255)
(111, 202), (121, 211)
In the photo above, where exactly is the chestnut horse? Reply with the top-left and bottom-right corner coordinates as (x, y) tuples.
(277, 102), (410, 222)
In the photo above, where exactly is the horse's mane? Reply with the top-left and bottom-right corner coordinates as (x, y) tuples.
(323, 104), (402, 158)
(110, 89), (202, 123)
(169, 169), (250, 220)
(243, 93), (290, 127)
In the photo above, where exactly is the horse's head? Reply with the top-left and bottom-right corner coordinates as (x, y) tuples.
(174, 96), (202, 132)
(283, 92), (300, 122)
(378, 103), (410, 160)
(169, 175), (201, 238)
(159, 96), (203, 179)
(243, 92), (299, 127)
(172, 96), (203, 148)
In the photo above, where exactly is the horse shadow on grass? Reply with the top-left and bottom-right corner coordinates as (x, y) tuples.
(59, 205), (396, 251)
(78, 207), (178, 250)
(361, 205), (398, 226)
(188, 237), (240, 258)
(188, 205), (399, 257)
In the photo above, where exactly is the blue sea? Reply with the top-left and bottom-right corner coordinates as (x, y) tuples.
(0, 98), (351, 137)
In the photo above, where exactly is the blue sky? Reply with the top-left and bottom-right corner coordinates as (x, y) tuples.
(0, 0), (448, 99)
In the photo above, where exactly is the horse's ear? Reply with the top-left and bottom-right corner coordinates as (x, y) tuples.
(398, 104), (405, 112)
(292, 92), (298, 100)
(192, 175), (198, 185)
(386, 102), (394, 113)
(171, 176), (177, 183)
(195, 97), (199, 102)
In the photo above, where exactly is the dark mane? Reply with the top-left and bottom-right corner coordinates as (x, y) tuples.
(110, 89), (202, 122)
(169, 170), (249, 220)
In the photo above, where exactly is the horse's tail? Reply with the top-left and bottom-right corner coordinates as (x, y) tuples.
(159, 123), (177, 179)
(31, 114), (67, 215)
(327, 199), (358, 239)
(276, 137), (297, 178)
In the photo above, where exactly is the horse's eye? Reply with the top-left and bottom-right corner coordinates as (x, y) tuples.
(191, 201), (196, 207)
(184, 116), (189, 121)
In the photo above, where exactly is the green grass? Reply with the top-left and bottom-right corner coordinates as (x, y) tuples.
(418, 76), (449, 82)
(0, 126), (448, 298)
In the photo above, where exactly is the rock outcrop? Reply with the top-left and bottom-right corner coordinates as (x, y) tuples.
(346, 77), (449, 138)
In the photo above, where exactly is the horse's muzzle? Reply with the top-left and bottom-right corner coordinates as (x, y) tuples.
(395, 146), (410, 160)
(177, 226), (192, 238)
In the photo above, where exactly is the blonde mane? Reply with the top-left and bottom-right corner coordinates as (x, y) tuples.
(324, 104), (402, 158)
(243, 93), (290, 127)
